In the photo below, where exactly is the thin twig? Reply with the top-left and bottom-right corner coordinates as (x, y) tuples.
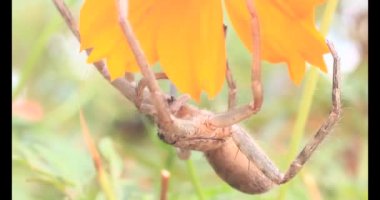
(160, 169), (171, 200)
(79, 110), (103, 172)
(79, 110), (116, 200)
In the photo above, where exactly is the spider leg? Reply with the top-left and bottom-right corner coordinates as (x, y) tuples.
(116, 0), (173, 127)
(232, 127), (284, 183)
(165, 80), (193, 160)
(223, 25), (237, 110)
(167, 93), (192, 160)
(280, 41), (341, 184)
(226, 62), (237, 110)
(210, 0), (262, 127)
(125, 72), (135, 82)
(169, 94), (191, 114)
(233, 41), (341, 185)
(176, 147), (191, 160)
(135, 73), (190, 116)
(136, 73), (168, 108)
(53, 0), (176, 129)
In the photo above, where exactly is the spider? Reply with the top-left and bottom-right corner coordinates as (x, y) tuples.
(53, 0), (341, 194)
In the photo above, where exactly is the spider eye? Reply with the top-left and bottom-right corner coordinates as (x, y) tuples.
(167, 96), (175, 105)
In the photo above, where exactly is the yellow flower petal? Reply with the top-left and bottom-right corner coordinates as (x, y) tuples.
(80, 0), (159, 80)
(86, 25), (121, 63)
(80, 0), (327, 99)
(225, 0), (329, 84)
(156, 0), (226, 100)
(79, 0), (116, 50)
(80, 0), (225, 100)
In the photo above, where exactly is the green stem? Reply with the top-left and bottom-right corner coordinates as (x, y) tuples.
(98, 169), (117, 200)
(12, 20), (61, 101)
(12, 0), (79, 101)
(278, 0), (338, 199)
(186, 159), (206, 200)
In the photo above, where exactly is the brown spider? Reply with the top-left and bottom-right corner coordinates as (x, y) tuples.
(53, 0), (341, 194)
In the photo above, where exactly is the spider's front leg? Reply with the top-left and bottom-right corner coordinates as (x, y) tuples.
(116, 0), (176, 132)
(280, 41), (341, 183)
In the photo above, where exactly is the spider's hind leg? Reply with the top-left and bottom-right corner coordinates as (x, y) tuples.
(280, 41), (341, 183)
(232, 41), (341, 185)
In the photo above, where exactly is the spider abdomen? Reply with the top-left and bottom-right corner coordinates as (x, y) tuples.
(205, 137), (275, 194)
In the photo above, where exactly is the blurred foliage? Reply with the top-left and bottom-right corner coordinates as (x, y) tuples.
(12, 0), (367, 199)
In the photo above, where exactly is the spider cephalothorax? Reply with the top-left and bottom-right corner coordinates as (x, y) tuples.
(156, 101), (230, 152)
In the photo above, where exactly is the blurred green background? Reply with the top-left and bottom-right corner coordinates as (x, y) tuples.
(12, 0), (367, 199)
